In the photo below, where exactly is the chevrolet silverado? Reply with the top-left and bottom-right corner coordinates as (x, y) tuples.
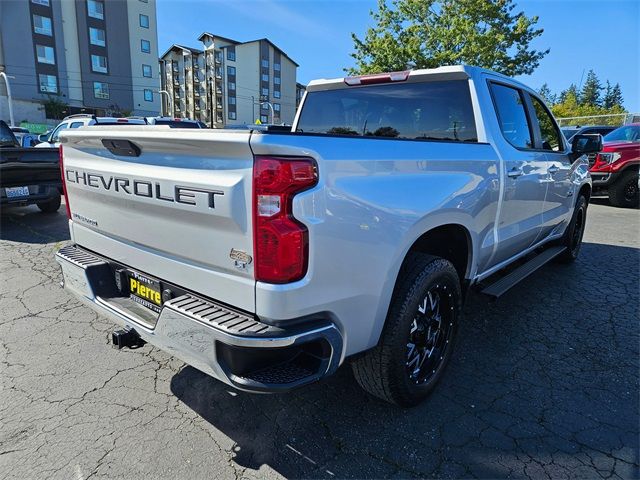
(55, 66), (601, 406)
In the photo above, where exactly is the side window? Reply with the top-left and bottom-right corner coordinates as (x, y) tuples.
(70, 122), (84, 129)
(490, 83), (533, 149)
(51, 123), (68, 142)
(530, 95), (563, 151)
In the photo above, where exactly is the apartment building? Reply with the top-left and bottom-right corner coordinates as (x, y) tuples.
(159, 33), (298, 127)
(0, 0), (160, 123)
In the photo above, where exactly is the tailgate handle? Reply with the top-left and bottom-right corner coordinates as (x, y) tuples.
(101, 139), (141, 157)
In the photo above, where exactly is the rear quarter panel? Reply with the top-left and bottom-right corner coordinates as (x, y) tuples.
(251, 133), (500, 355)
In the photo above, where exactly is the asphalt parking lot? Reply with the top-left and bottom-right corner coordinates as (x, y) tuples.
(0, 198), (638, 480)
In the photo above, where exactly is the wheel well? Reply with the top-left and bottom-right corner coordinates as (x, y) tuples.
(403, 224), (471, 282)
(579, 184), (591, 203)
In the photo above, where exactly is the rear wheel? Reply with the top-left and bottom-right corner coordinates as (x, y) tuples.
(608, 170), (640, 208)
(556, 194), (587, 263)
(351, 253), (461, 407)
(37, 194), (61, 213)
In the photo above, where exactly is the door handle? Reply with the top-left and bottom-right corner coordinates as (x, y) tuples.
(507, 167), (524, 178)
(548, 165), (559, 174)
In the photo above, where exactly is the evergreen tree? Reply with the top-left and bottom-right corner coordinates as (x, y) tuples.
(580, 70), (602, 107)
(538, 83), (556, 105)
(559, 84), (579, 104)
(609, 83), (624, 108)
(602, 81), (614, 109)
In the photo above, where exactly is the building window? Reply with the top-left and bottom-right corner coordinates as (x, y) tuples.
(261, 87), (269, 97)
(141, 39), (151, 53)
(31, 0), (50, 6)
(38, 74), (57, 93)
(274, 77), (281, 85)
(227, 66), (236, 76)
(142, 64), (152, 77)
(274, 103), (281, 112)
(260, 115), (268, 123)
(139, 14), (149, 28)
(87, 0), (104, 20)
(144, 89), (153, 101)
(91, 54), (108, 73)
(36, 45), (55, 65)
(93, 82), (109, 99)
(228, 112), (236, 120)
(33, 15), (52, 36)
(228, 82), (236, 91)
(261, 74), (269, 82)
(228, 97), (236, 105)
(261, 59), (269, 68)
(89, 27), (106, 47)
(274, 63), (281, 71)
(226, 49), (235, 61)
(274, 90), (281, 99)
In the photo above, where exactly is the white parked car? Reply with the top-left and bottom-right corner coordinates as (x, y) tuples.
(35, 114), (146, 148)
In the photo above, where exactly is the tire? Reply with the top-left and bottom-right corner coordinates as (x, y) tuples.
(37, 194), (61, 213)
(555, 194), (588, 264)
(608, 170), (640, 208)
(351, 253), (461, 407)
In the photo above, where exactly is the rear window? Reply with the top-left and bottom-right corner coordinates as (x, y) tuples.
(154, 120), (200, 128)
(296, 80), (478, 142)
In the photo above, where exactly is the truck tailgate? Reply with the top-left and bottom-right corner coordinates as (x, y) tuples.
(60, 127), (255, 313)
(0, 147), (60, 188)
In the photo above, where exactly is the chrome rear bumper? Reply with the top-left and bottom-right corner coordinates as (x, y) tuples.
(56, 245), (343, 392)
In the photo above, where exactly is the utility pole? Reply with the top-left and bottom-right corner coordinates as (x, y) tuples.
(0, 72), (15, 127)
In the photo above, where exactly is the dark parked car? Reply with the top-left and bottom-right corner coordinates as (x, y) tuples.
(0, 120), (61, 213)
(561, 125), (617, 141)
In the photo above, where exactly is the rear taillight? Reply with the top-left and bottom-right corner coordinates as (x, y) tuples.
(59, 145), (71, 219)
(253, 155), (318, 283)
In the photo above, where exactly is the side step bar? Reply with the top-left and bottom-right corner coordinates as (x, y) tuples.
(481, 246), (566, 298)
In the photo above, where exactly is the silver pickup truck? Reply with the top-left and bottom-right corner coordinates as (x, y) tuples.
(56, 66), (601, 406)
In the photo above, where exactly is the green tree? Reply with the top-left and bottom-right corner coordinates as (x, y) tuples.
(558, 84), (579, 104)
(580, 70), (602, 107)
(538, 83), (556, 105)
(606, 83), (624, 109)
(42, 95), (68, 120)
(348, 0), (549, 76)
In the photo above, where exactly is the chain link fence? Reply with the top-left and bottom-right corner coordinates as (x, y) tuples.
(556, 113), (640, 127)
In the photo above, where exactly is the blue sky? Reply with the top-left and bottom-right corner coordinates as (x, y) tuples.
(157, 0), (640, 110)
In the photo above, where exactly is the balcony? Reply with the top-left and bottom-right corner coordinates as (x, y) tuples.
(193, 76), (200, 83)
(194, 91), (200, 97)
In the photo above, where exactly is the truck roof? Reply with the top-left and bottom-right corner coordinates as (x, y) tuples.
(306, 65), (531, 93)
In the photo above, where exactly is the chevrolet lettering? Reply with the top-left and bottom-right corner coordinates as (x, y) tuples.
(64, 169), (224, 208)
(56, 66), (601, 406)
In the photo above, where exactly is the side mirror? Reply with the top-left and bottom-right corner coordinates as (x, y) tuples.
(38, 132), (50, 143)
(572, 133), (602, 155)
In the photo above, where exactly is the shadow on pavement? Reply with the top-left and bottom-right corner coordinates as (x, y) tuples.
(171, 241), (640, 478)
(0, 203), (70, 244)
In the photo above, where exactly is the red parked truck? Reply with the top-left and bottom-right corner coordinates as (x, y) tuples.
(588, 123), (640, 207)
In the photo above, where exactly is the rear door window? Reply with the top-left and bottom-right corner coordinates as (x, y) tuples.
(296, 80), (477, 142)
(490, 83), (533, 149)
(70, 121), (84, 129)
